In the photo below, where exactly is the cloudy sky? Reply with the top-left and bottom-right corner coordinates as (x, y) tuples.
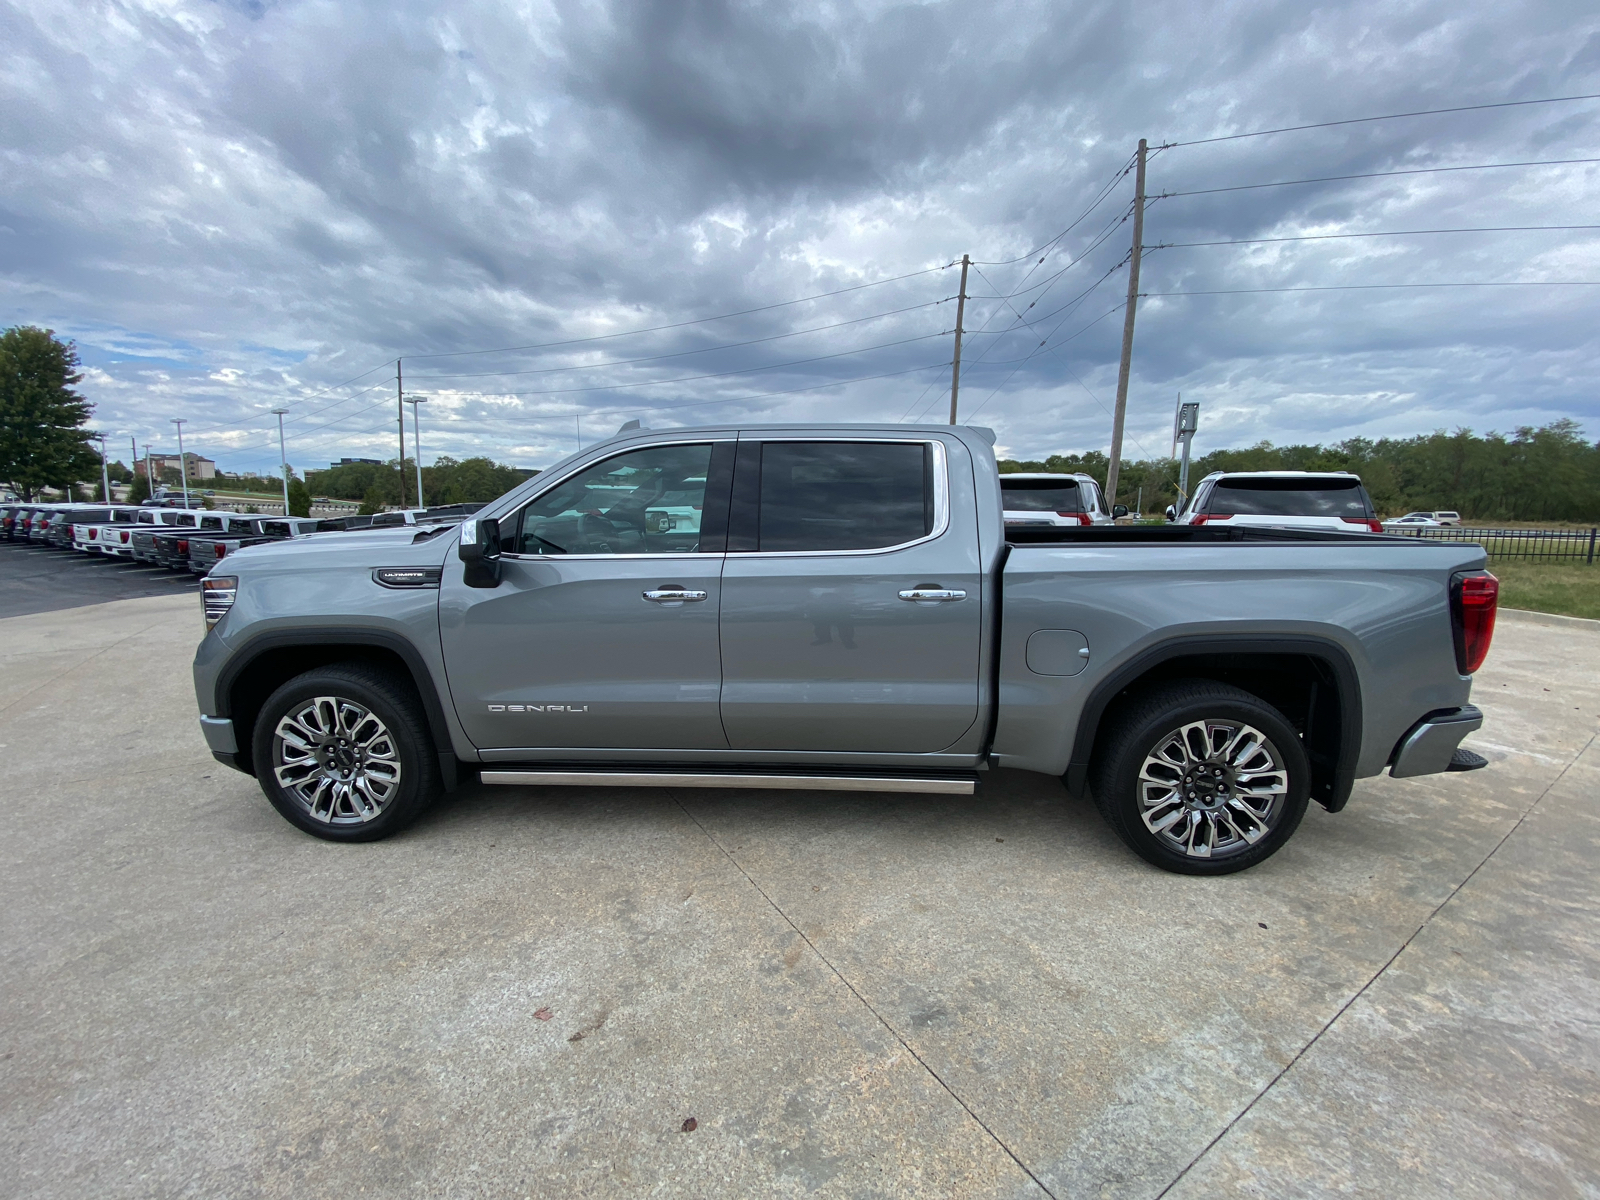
(3, 0), (1597, 478)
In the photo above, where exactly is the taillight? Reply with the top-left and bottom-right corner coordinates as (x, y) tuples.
(1191, 514), (1232, 526)
(1450, 571), (1498, 674)
(1342, 517), (1385, 533)
(215, 545), (226, 558)
(177, 539), (188, 552)
(1054, 511), (1092, 525)
(119, 531), (130, 543)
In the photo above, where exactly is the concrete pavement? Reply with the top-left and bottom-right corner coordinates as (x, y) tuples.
(0, 596), (1595, 1198)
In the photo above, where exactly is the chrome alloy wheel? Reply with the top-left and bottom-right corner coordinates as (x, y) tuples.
(273, 696), (402, 824)
(1137, 719), (1289, 859)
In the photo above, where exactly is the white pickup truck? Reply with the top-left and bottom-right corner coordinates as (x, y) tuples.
(70, 507), (140, 553)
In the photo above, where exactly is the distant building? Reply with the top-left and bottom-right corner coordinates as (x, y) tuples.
(330, 457), (385, 469)
(136, 452), (216, 481)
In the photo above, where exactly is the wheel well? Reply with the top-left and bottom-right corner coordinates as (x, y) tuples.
(226, 645), (424, 777)
(1080, 650), (1355, 812)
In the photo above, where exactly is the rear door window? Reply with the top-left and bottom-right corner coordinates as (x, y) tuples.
(1207, 478), (1370, 518)
(755, 442), (932, 552)
(1001, 478), (1084, 513)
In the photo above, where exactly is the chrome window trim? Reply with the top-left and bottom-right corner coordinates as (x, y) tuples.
(498, 438), (725, 563)
(727, 436), (950, 560)
(495, 434), (950, 562)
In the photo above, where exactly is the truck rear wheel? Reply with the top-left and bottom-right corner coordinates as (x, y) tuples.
(1089, 680), (1309, 875)
(252, 664), (441, 842)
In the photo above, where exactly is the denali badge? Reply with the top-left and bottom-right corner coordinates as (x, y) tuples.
(488, 704), (590, 713)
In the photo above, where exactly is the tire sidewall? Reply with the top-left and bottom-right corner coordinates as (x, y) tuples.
(1097, 688), (1311, 876)
(252, 667), (435, 842)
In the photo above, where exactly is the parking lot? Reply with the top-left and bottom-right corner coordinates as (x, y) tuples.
(1, 582), (1596, 1197)
(0, 539), (198, 619)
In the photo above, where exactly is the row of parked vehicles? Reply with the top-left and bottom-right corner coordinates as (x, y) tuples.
(0, 500), (484, 575)
(998, 470), (1462, 531)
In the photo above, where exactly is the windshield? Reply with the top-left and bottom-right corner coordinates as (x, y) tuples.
(1001, 478), (1084, 512)
(1206, 477), (1370, 518)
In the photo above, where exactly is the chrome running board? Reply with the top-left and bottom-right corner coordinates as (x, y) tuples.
(479, 770), (974, 795)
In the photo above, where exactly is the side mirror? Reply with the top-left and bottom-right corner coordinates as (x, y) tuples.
(1112, 504), (1129, 519)
(1164, 505), (1177, 522)
(458, 517), (502, 588)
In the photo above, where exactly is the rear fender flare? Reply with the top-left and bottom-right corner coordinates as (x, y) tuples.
(1064, 634), (1362, 813)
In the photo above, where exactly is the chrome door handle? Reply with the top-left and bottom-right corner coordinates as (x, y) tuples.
(643, 588), (708, 603)
(898, 588), (967, 603)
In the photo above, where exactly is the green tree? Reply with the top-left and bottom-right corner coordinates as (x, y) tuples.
(125, 469), (151, 505)
(0, 326), (100, 500)
(286, 475), (312, 517)
(358, 485), (387, 516)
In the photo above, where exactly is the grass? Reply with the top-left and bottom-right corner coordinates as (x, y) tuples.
(1488, 559), (1600, 621)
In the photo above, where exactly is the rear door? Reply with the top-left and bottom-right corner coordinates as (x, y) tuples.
(717, 436), (983, 753)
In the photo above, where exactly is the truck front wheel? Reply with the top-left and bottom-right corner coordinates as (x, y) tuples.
(1089, 680), (1310, 875)
(252, 664), (441, 842)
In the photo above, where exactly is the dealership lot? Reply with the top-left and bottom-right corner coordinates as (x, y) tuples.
(1, 593), (1596, 1197)
(0, 539), (198, 619)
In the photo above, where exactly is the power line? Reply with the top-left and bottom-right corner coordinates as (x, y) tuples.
(1156, 157), (1600, 199)
(906, 208), (1135, 422)
(1148, 225), (1600, 249)
(1167, 92), (1600, 149)
(405, 299), (948, 382)
(1143, 281), (1600, 296)
(401, 264), (956, 361)
(426, 360), (954, 424)
(433, 330), (950, 401)
(970, 152), (1138, 266)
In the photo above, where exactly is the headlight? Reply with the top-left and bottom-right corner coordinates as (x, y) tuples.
(202, 576), (237, 630)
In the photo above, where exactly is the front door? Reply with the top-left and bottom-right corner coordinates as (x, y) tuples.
(718, 438), (983, 753)
(440, 440), (732, 752)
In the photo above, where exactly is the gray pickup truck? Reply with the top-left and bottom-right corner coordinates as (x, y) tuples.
(192, 423), (1498, 874)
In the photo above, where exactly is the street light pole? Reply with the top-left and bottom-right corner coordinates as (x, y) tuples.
(403, 396), (427, 509)
(171, 418), (190, 507)
(97, 436), (110, 503)
(272, 408), (290, 516)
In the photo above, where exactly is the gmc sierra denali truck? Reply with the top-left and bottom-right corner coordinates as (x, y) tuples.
(192, 423), (1496, 875)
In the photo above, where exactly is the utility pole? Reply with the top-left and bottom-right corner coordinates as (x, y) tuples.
(947, 253), (970, 424)
(1105, 138), (1148, 512)
(144, 444), (154, 498)
(171, 418), (190, 507)
(130, 437), (139, 500)
(97, 436), (110, 503)
(396, 359), (408, 509)
(272, 409), (290, 515)
(404, 395), (427, 508)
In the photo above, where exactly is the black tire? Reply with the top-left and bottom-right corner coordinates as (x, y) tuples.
(1088, 679), (1310, 876)
(252, 663), (441, 842)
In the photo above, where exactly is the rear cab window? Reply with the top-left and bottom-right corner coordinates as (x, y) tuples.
(1001, 478), (1085, 514)
(1205, 477), (1373, 518)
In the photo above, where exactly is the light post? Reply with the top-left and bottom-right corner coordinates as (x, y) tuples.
(96, 436), (110, 503)
(272, 408), (290, 516)
(403, 395), (427, 509)
(171, 418), (190, 507)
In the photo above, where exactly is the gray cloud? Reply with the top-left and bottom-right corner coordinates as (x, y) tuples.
(1, 0), (1596, 476)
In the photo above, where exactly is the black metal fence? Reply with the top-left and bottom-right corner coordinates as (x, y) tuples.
(1389, 525), (1598, 563)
